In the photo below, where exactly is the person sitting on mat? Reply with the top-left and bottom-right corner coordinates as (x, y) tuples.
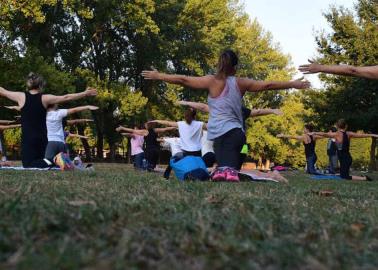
(121, 125), (146, 170)
(116, 123), (177, 171)
(0, 72), (97, 168)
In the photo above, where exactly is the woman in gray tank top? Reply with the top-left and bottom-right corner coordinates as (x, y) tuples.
(142, 50), (310, 181)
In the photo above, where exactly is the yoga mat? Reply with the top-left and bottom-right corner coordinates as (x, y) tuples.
(0, 166), (60, 171)
(239, 170), (279, 183)
(310, 175), (343, 180)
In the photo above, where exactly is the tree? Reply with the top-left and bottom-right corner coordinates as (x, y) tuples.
(308, 0), (378, 169)
(246, 94), (315, 168)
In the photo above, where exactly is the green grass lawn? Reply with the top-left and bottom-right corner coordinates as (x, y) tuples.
(1, 164), (378, 270)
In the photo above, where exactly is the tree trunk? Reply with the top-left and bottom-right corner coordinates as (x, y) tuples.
(97, 130), (104, 160)
(76, 125), (92, 161)
(109, 142), (117, 162)
(369, 137), (377, 171)
(0, 132), (6, 160)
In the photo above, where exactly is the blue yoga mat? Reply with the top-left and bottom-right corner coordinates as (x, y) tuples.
(310, 175), (343, 180)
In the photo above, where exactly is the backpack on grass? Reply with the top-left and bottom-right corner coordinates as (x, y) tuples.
(170, 156), (210, 181)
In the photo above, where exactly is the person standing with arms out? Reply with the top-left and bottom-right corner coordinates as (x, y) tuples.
(148, 108), (205, 157)
(299, 60), (378, 80)
(120, 125), (145, 170)
(116, 123), (177, 171)
(313, 119), (378, 181)
(142, 49), (310, 182)
(0, 72), (97, 168)
(327, 126), (338, 174)
(278, 124), (325, 175)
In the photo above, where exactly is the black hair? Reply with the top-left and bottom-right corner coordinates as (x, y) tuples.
(184, 108), (197, 125)
(304, 124), (314, 132)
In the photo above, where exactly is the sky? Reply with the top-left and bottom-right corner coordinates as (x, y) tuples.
(244, 0), (356, 88)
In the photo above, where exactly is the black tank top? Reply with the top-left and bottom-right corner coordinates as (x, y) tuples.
(21, 92), (47, 142)
(337, 131), (350, 154)
(304, 135), (316, 157)
(145, 128), (159, 149)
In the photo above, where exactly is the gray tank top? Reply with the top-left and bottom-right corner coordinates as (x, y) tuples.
(207, 76), (243, 140)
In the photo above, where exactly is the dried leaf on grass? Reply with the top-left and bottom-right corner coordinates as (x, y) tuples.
(68, 200), (97, 207)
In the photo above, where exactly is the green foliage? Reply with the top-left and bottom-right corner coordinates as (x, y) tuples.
(305, 0), (378, 169)
(247, 94), (314, 168)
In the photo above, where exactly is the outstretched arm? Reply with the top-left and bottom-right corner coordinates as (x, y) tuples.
(312, 132), (337, 139)
(116, 126), (148, 137)
(4, 105), (21, 111)
(348, 132), (378, 139)
(299, 60), (378, 80)
(155, 127), (177, 134)
(177, 101), (210, 113)
(149, 120), (178, 128)
(0, 124), (21, 130)
(142, 70), (214, 90)
(67, 133), (89, 140)
(250, 109), (283, 118)
(277, 134), (304, 141)
(67, 105), (99, 116)
(66, 119), (94, 125)
(0, 87), (24, 105)
(238, 77), (310, 93)
(0, 120), (15, 124)
(42, 88), (97, 107)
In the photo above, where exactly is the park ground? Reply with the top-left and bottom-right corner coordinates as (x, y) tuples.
(0, 164), (378, 270)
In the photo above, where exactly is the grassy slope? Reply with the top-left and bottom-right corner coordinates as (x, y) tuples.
(0, 164), (377, 270)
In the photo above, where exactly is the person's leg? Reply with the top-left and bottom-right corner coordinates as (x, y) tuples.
(213, 135), (226, 167)
(22, 139), (49, 168)
(239, 153), (247, 170)
(215, 129), (245, 169)
(202, 152), (216, 168)
(339, 154), (352, 180)
(306, 155), (318, 174)
(45, 142), (63, 162)
(329, 154), (338, 174)
(148, 148), (159, 171)
(134, 152), (144, 169)
(331, 155), (338, 173)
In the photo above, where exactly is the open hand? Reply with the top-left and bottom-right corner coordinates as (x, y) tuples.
(299, 60), (322, 74)
(273, 109), (283, 116)
(291, 77), (311, 89)
(85, 88), (98, 97)
(142, 70), (161, 80)
(87, 105), (99, 111)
